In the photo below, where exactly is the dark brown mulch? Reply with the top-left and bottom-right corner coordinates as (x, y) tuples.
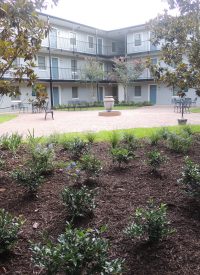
(0, 136), (200, 275)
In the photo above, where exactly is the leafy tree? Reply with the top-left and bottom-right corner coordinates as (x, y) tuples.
(0, 0), (58, 97)
(109, 57), (144, 102)
(81, 57), (104, 99)
(148, 0), (200, 96)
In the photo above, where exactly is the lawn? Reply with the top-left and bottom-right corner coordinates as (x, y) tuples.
(0, 114), (17, 124)
(191, 107), (200, 113)
(0, 128), (200, 274)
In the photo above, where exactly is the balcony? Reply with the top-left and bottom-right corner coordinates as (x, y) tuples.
(35, 66), (154, 82)
(42, 36), (125, 57)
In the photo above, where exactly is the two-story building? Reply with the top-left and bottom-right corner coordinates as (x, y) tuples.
(0, 13), (199, 110)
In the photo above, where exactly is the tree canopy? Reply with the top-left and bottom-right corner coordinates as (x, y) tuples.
(148, 0), (200, 95)
(110, 57), (144, 102)
(0, 0), (58, 96)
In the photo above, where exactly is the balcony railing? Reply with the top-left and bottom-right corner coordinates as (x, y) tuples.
(42, 36), (125, 56)
(4, 66), (154, 82)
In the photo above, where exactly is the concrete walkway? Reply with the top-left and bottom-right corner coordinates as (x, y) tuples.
(0, 106), (199, 137)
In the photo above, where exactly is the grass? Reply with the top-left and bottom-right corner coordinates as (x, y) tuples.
(0, 114), (17, 124)
(41, 124), (200, 144)
(191, 107), (200, 113)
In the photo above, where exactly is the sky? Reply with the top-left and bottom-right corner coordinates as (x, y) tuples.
(44, 0), (170, 30)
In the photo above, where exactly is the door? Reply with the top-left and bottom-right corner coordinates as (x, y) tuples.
(53, 87), (60, 106)
(150, 85), (157, 105)
(52, 58), (59, 79)
(50, 29), (57, 48)
(97, 38), (103, 55)
(98, 87), (104, 101)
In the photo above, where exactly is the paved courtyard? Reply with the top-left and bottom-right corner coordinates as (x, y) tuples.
(0, 106), (199, 137)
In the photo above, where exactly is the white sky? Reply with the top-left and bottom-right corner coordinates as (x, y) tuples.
(44, 0), (169, 30)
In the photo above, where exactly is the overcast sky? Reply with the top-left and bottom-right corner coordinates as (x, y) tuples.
(44, 0), (170, 30)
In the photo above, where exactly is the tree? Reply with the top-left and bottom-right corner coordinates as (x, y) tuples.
(148, 0), (200, 96)
(81, 57), (104, 100)
(110, 57), (144, 102)
(0, 0), (58, 97)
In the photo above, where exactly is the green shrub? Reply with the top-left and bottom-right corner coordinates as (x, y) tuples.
(85, 131), (96, 144)
(181, 125), (193, 136)
(109, 131), (121, 149)
(111, 147), (134, 167)
(12, 167), (43, 195)
(122, 132), (138, 151)
(61, 186), (96, 219)
(178, 157), (200, 198)
(31, 223), (123, 274)
(0, 209), (25, 253)
(29, 144), (55, 175)
(167, 133), (192, 153)
(63, 137), (88, 159)
(124, 200), (174, 243)
(79, 154), (102, 180)
(147, 150), (166, 173)
(149, 131), (162, 146)
(0, 132), (22, 153)
(158, 127), (170, 140)
(66, 161), (82, 184)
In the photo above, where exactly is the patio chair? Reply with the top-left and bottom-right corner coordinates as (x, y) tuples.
(44, 102), (54, 120)
(192, 97), (197, 106)
(174, 99), (181, 112)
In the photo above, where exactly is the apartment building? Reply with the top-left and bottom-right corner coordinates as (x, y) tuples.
(0, 13), (199, 109)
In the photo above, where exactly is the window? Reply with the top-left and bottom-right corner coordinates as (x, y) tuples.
(70, 32), (76, 46)
(135, 86), (141, 97)
(72, 87), (78, 99)
(151, 58), (157, 65)
(134, 33), (141, 46)
(88, 36), (94, 48)
(38, 56), (46, 70)
(112, 42), (116, 52)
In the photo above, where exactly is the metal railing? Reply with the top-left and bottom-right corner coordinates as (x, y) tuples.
(42, 36), (125, 56)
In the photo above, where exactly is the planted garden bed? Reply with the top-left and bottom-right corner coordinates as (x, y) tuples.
(0, 129), (200, 274)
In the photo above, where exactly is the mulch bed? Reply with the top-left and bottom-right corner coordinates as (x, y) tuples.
(0, 135), (200, 274)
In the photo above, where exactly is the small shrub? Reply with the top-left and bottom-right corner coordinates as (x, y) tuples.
(109, 131), (121, 148)
(85, 131), (96, 144)
(31, 223), (123, 274)
(66, 161), (82, 184)
(147, 150), (166, 173)
(149, 131), (162, 146)
(181, 125), (193, 136)
(63, 137), (88, 159)
(111, 147), (134, 167)
(178, 157), (200, 198)
(158, 127), (170, 140)
(122, 132), (138, 151)
(26, 129), (41, 148)
(167, 133), (192, 153)
(124, 200), (174, 243)
(12, 167), (43, 195)
(0, 209), (25, 253)
(0, 132), (22, 153)
(29, 144), (55, 174)
(61, 186), (96, 219)
(79, 154), (102, 180)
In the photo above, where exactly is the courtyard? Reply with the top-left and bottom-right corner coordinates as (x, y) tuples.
(0, 106), (200, 137)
